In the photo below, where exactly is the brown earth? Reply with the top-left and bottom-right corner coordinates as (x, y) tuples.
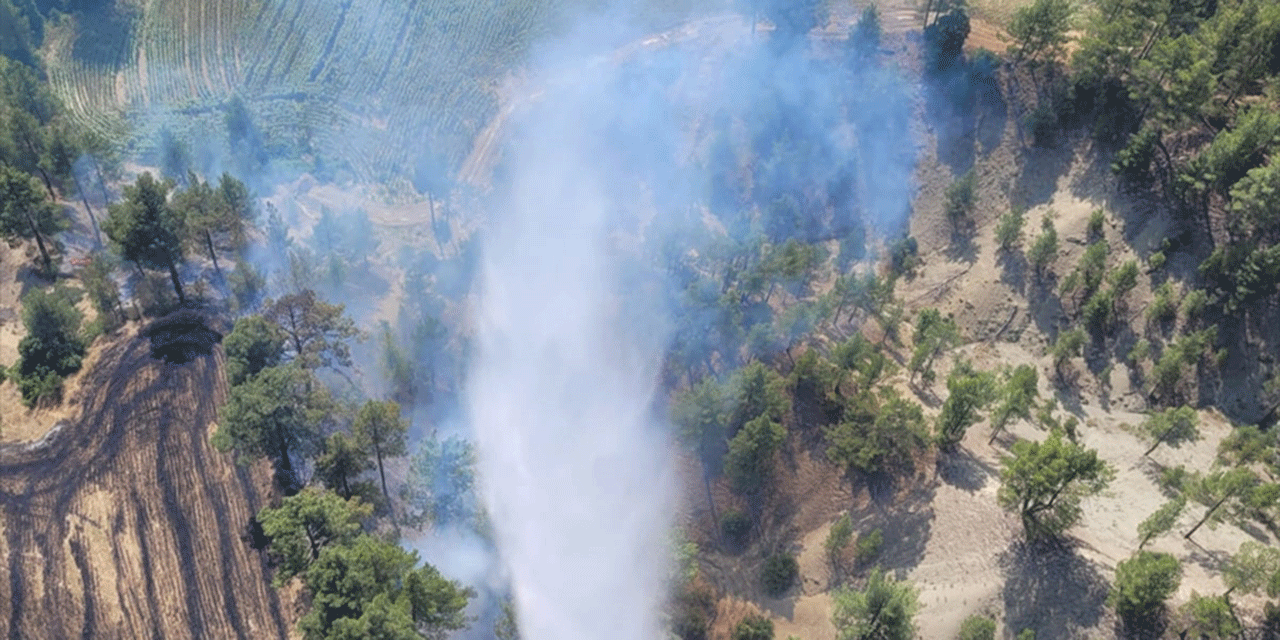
(0, 327), (290, 640)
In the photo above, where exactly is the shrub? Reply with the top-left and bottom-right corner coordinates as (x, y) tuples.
(958, 615), (996, 640)
(15, 285), (87, 406)
(721, 511), (752, 549)
(1146, 282), (1177, 323)
(824, 514), (854, 566)
(761, 553), (798, 597)
(1016, 631), (1035, 640)
(733, 614), (774, 640)
(854, 529), (883, 566)
(1183, 593), (1241, 639)
(1180, 289), (1208, 322)
(1128, 339), (1151, 363)
(1147, 250), (1166, 271)
(672, 579), (717, 640)
(1109, 551), (1181, 630)
(889, 235), (919, 275)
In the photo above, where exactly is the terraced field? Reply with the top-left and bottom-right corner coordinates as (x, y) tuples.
(0, 329), (288, 640)
(44, 0), (569, 182)
(43, 0), (714, 184)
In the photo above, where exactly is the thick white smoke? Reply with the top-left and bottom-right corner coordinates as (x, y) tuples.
(467, 55), (679, 640)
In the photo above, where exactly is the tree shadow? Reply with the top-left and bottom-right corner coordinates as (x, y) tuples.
(1000, 539), (1111, 640)
(848, 478), (936, 575)
(924, 73), (977, 176)
(998, 249), (1028, 295)
(1013, 143), (1075, 210)
(975, 73), (1008, 156)
(945, 225), (979, 264)
(936, 446), (998, 493)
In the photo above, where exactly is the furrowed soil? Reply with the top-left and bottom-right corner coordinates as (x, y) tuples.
(0, 328), (289, 640)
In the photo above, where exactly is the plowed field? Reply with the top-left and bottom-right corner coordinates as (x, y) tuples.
(0, 331), (288, 640)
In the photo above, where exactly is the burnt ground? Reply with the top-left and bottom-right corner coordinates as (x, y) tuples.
(0, 331), (288, 640)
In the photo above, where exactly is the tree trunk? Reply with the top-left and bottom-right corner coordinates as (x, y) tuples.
(73, 173), (103, 249)
(167, 261), (185, 303)
(1184, 493), (1231, 540)
(205, 229), (222, 280)
(95, 161), (109, 205)
(25, 213), (52, 274)
(374, 440), (389, 502)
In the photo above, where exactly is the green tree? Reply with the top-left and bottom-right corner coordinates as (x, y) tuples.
(13, 284), (84, 405)
(1049, 328), (1084, 380)
(80, 252), (123, 330)
(1141, 406), (1200, 456)
(909, 308), (959, 383)
(1026, 217), (1058, 278)
(257, 487), (371, 586)
(733, 614), (774, 640)
(402, 435), (477, 529)
(824, 513), (854, 576)
(213, 364), (329, 488)
(943, 169), (977, 226)
(957, 614), (996, 640)
(995, 207), (1026, 251)
(1137, 496), (1186, 549)
(761, 553), (798, 596)
(353, 400), (409, 502)
(997, 432), (1114, 538)
(0, 164), (64, 272)
(223, 314), (287, 386)
(728, 361), (789, 432)
(935, 362), (997, 449)
(826, 388), (927, 473)
(725, 415), (786, 495)
(1005, 0), (1072, 66)
(831, 567), (919, 640)
(672, 377), (729, 465)
(1223, 541), (1280, 598)
(1109, 551), (1181, 630)
(1184, 468), (1260, 540)
(264, 289), (359, 371)
(300, 534), (473, 640)
(172, 172), (253, 279)
(989, 364), (1039, 444)
(316, 433), (375, 500)
(104, 172), (187, 302)
(1182, 593), (1240, 639)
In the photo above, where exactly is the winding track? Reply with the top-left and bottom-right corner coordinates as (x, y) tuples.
(0, 331), (288, 640)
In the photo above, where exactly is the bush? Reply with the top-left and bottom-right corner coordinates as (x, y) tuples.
(721, 511), (752, 549)
(1109, 551), (1181, 629)
(1146, 282), (1177, 323)
(15, 285), (87, 406)
(854, 529), (883, 566)
(1183, 593), (1241, 639)
(889, 235), (919, 275)
(672, 580), (717, 640)
(761, 553), (798, 597)
(1180, 289), (1208, 322)
(958, 615), (996, 640)
(1087, 208), (1105, 239)
(733, 614), (774, 640)
(824, 514), (854, 565)
(1147, 250), (1166, 271)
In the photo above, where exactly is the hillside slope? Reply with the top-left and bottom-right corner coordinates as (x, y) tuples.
(0, 329), (288, 640)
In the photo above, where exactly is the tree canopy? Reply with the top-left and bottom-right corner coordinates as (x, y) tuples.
(0, 164), (64, 271)
(104, 172), (187, 301)
(831, 567), (919, 640)
(257, 487), (372, 586)
(998, 432), (1114, 538)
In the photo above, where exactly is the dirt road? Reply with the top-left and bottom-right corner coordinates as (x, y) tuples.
(0, 330), (288, 640)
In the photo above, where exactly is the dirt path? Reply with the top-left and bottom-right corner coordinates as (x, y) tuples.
(0, 330), (288, 640)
